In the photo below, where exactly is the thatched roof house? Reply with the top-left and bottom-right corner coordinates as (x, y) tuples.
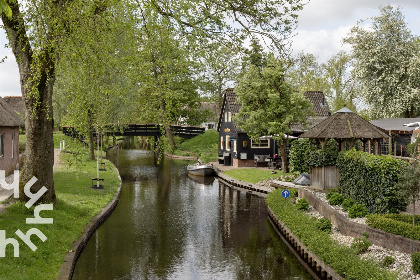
(0, 97), (25, 127)
(3, 96), (25, 118)
(300, 107), (388, 153)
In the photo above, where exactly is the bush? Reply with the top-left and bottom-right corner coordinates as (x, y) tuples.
(381, 256), (395, 267)
(351, 232), (371, 254)
(326, 189), (338, 200)
(366, 215), (420, 240)
(306, 139), (339, 168)
(328, 193), (344, 206)
(336, 150), (408, 214)
(342, 198), (355, 211)
(289, 139), (310, 173)
(412, 252), (420, 274)
(316, 217), (332, 233)
(348, 204), (368, 218)
(296, 198), (309, 211)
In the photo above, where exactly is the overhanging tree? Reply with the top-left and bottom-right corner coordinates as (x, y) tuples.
(234, 54), (314, 172)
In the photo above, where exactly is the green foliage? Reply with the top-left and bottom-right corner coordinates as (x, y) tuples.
(289, 139), (310, 173)
(173, 129), (219, 163)
(336, 150), (408, 214)
(412, 252), (420, 274)
(0, 0), (11, 17)
(381, 256), (395, 267)
(223, 168), (291, 184)
(341, 198), (355, 211)
(306, 139), (339, 167)
(328, 193), (344, 206)
(296, 198), (309, 211)
(396, 159), (420, 226)
(366, 214), (420, 240)
(351, 233), (371, 254)
(266, 190), (396, 279)
(348, 204), (368, 218)
(325, 189), (338, 199)
(316, 217), (332, 233)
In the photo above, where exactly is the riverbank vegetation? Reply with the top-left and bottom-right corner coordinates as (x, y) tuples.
(172, 129), (218, 163)
(0, 137), (120, 279)
(223, 168), (298, 184)
(266, 189), (397, 279)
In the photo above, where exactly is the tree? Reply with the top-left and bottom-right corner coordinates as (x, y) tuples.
(234, 54), (314, 172)
(324, 51), (359, 112)
(344, 5), (420, 118)
(0, 0), (10, 17)
(397, 159), (420, 227)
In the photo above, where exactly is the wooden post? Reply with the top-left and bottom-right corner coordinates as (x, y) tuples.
(388, 130), (392, 155)
(394, 141), (397, 156)
(368, 139), (371, 154)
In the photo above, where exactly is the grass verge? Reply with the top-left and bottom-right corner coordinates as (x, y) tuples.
(172, 129), (218, 163)
(223, 168), (297, 184)
(0, 149), (120, 279)
(266, 189), (397, 280)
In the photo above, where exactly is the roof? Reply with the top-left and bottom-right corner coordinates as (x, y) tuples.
(0, 97), (25, 127)
(304, 91), (331, 117)
(217, 89), (332, 132)
(370, 118), (420, 132)
(300, 107), (388, 139)
(3, 96), (25, 117)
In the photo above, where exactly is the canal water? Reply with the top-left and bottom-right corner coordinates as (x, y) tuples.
(73, 148), (312, 280)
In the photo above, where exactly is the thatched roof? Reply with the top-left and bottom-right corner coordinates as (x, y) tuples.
(0, 97), (25, 127)
(300, 107), (388, 139)
(3, 96), (25, 117)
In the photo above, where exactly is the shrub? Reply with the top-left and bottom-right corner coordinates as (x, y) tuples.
(326, 189), (338, 200)
(328, 193), (344, 206)
(381, 256), (395, 267)
(413, 252), (420, 274)
(348, 204), (368, 218)
(342, 198), (355, 211)
(336, 150), (408, 214)
(351, 232), (371, 254)
(289, 138), (310, 173)
(296, 198), (309, 211)
(366, 215), (420, 240)
(316, 217), (332, 233)
(306, 139), (339, 168)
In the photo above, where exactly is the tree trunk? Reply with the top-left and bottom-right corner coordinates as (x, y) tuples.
(279, 140), (289, 173)
(88, 129), (95, 161)
(413, 200), (416, 228)
(2, 1), (55, 203)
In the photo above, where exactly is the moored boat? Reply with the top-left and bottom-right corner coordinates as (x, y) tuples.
(187, 163), (214, 176)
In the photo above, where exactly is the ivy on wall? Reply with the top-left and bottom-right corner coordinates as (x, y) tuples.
(336, 150), (408, 214)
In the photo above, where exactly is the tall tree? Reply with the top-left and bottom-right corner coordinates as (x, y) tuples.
(234, 54), (313, 172)
(324, 51), (359, 112)
(397, 159), (420, 227)
(344, 5), (420, 118)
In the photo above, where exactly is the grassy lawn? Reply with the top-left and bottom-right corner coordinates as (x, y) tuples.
(173, 129), (218, 163)
(223, 168), (297, 183)
(0, 140), (120, 279)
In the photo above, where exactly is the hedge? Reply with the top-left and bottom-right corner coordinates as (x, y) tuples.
(266, 190), (396, 279)
(366, 215), (420, 240)
(336, 150), (408, 214)
(289, 138), (310, 173)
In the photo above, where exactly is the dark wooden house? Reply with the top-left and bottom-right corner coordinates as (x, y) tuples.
(217, 89), (331, 167)
(0, 97), (25, 175)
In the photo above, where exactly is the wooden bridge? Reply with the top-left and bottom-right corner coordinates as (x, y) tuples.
(62, 124), (205, 139)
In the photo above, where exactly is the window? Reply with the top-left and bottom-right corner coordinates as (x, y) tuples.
(224, 112), (227, 122)
(251, 139), (270, 148)
(227, 112), (232, 122)
(226, 135), (230, 151)
(0, 134), (3, 158)
(233, 140), (237, 153)
(220, 137), (224, 149)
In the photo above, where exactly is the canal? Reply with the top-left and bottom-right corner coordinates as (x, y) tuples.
(73, 148), (312, 279)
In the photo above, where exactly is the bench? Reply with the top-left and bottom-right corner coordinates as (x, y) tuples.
(254, 154), (270, 167)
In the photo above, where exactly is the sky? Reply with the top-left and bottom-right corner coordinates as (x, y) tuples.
(1, 0), (420, 97)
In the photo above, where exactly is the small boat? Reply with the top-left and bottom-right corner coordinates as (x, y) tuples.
(187, 162), (214, 177)
(188, 173), (215, 185)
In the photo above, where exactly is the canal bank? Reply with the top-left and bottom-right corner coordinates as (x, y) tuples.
(72, 148), (313, 279)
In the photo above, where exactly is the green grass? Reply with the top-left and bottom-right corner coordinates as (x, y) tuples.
(0, 151), (120, 279)
(223, 168), (295, 183)
(173, 129), (218, 163)
(266, 190), (397, 280)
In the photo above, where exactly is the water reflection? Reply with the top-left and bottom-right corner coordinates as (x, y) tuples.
(72, 149), (312, 280)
